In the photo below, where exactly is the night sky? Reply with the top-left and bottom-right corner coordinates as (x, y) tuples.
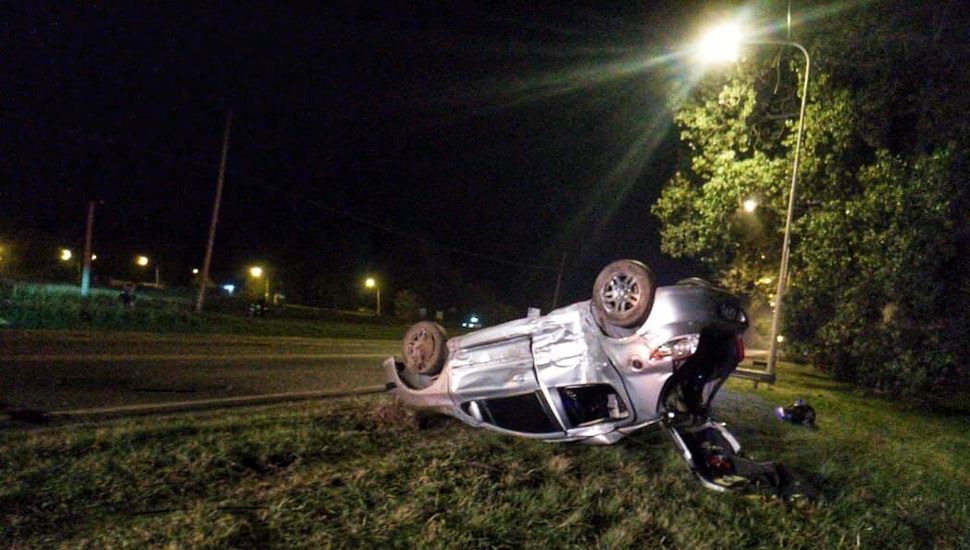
(4, 2), (720, 310)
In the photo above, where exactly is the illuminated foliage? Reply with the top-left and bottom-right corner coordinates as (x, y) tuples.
(653, 16), (967, 396)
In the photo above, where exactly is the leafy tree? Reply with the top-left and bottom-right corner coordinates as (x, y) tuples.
(652, 3), (967, 396)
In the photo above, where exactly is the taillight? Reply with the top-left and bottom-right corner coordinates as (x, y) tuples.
(649, 334), (700, 362)
(736, 336), (745, 361)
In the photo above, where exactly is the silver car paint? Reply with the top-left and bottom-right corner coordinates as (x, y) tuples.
(385, 283), (745, 444)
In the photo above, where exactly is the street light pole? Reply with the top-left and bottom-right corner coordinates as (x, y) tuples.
(80, 200), (97, 297)
(695, 26), (812, 381)
(759, 41), (811, 380)
(365, 277), (380, 316)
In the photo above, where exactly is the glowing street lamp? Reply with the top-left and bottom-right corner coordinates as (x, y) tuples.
(742, 198), (758, 213)
(695, 21), (812, 380)
(135, 255), (161, 286)
(58, 248), (81, 282)
(364, 277), (381, 317)
(248, 265), (269, 301)
(697, 22), (742, 63)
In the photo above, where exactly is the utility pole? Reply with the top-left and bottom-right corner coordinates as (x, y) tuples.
(551, 252), (566, 310)
(80, 200), (99, 297)
(195, 111), (233, 313)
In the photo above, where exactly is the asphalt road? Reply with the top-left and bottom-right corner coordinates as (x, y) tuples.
(0, 331), (398, 412)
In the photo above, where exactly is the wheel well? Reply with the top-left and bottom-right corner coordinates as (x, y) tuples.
(658, 329), (741, 418)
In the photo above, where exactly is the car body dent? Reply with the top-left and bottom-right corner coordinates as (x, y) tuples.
(386, 282), (747, 445)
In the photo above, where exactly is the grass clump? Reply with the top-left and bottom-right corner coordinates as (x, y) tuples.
(0, 282), (406, 339)
(2, 362), (969, 548)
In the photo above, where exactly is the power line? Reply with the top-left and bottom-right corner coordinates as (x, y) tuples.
(235, 176), (559, 272)
(4, 110), (561, 272)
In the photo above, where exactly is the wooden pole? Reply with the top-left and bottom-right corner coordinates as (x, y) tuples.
(195, 111), (233, 312)
(551, 252), (566, 310)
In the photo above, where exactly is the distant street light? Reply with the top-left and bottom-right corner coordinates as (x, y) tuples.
(59, 248), (81, 282)
(192, 268), (200, 275)
(135, 255), (160, 286)
(742, 198), (758, 213)
(695, 21), (812, 380)
(364, 277), (381, 317)
(248, 265), (269, 301)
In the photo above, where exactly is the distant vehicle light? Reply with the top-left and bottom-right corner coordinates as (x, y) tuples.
(469, 316), (479, 324)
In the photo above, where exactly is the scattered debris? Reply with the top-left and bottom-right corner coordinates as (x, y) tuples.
(775, 399), (817, 428)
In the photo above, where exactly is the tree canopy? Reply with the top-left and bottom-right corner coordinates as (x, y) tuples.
(652, 1), (969, 396)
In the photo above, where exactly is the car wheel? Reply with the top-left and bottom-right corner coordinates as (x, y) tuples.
(592, 259), (656, 336)
(402, 321), (449, 376)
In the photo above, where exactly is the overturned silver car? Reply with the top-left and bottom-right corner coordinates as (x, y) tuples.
(385, 260), (788, 492)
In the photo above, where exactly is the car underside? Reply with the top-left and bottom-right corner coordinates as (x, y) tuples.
(385, 259), (807, 496)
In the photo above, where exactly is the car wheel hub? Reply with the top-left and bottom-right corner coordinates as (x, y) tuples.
(406, 329), (435, 370)
(602, 274), (640, 313)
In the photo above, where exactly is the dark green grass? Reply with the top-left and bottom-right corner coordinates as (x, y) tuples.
(2, 362), (968, 548)
(0, 283), (405, 340)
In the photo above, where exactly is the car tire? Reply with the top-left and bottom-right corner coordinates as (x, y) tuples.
(402, 321), (449, 376)
(592, 259), (656, 336)
(676, 277), (713, 287)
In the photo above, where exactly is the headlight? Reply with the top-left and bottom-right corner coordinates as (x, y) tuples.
(649, 334), (700, 362)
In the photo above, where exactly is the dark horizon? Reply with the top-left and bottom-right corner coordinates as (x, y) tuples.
(4, 2), (721, 312)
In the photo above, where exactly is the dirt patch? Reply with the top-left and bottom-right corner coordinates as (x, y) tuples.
(368, 401), (420, 431)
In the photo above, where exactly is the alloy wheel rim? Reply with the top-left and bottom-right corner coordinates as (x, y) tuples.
(601, 273), (640, 314)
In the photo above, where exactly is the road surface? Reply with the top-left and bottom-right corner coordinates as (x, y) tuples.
(0, 330), (397, 412)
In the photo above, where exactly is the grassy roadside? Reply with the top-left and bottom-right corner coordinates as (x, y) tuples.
(0, 283), (407, 340)
(2, 362), (968, 548)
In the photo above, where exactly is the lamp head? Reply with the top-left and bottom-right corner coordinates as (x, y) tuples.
(697, 22), (742, 63)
